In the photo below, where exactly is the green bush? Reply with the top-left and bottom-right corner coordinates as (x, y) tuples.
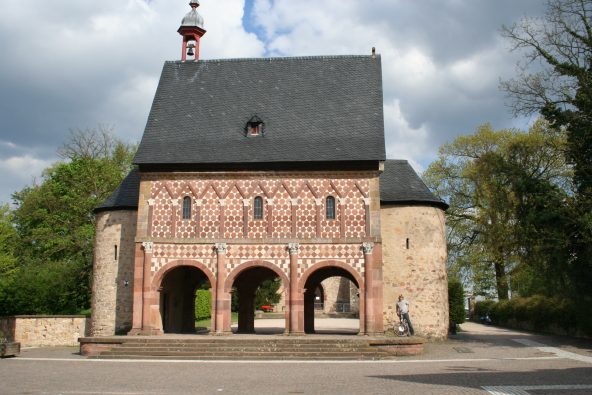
(195, 289), (211, 321)
(448, 278), (465, 324)
(474, 300), (496, 320)
(476, 295), (591, 337)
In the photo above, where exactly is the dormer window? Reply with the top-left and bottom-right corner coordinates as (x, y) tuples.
(246, 115), (264, 137)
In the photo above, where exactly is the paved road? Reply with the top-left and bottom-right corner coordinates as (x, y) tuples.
(1, 322), (591, 395)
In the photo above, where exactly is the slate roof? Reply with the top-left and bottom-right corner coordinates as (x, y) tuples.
(380, 160), (448, 209)
(133, 55), (386, 165)
(96, 161), (448, 212)
(94, 168), (140, 213)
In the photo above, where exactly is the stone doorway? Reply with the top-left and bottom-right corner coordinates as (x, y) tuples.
(159, 266), (211, 334)
(230, 266), (286, 334)
(303, 266), (360, 334)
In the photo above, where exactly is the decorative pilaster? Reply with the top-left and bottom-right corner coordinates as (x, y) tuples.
(219, 199), (226, 237)
(290, 198), (299, 237)
(242, 199), (250, 237)
(314, 198), (322, 238)
(363, 198), (371, 237)
(362, 242), (383, 335)
(147, 199), (155, 238)
(339, 197), (346, 237)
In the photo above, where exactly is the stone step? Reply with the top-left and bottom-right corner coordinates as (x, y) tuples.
(93, 354), (393, 360)
(101, 348), (388, 355)
(100, 350), (388, 357)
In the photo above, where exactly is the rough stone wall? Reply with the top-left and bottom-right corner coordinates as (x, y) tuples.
(381, 205), (448, 339)
(321, 277), (359, 314)
(0, 316), (90, 346)
(91, 210), (137, 336)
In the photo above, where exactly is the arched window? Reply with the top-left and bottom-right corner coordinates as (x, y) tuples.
(254, 196), (263, 220)
(326, 196), (336, 220)
(182, 196), (192, 219)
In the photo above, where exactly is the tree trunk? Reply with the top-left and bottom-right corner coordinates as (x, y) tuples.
(494, 261), (509, 300)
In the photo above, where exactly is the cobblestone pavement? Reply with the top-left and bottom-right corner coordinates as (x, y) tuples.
(1, 322), (591, 395)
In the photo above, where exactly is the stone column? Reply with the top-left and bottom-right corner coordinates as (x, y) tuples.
(363, 242), (383, 335)
(288, 243), (304, 335)
(363, 242), (374, 335)
(214, 243), (231, 334)
(141, 241), (157, 334)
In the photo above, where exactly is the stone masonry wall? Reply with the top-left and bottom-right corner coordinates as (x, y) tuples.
(91, 210), (137, 336)
(381, 205), (448, 339)
(0, 316), (90, 346)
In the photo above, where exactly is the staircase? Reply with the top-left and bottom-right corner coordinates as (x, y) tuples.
(81, 336), (423, 360)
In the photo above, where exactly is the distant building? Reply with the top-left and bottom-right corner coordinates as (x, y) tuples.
(91, 1), (449, 338)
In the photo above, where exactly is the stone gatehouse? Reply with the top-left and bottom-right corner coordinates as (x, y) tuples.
(90, 1), (449, 339)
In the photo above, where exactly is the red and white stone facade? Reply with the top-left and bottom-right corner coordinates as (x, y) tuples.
(125, 171), (384, 335)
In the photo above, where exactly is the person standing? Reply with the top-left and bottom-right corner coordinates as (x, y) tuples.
(396, 294), (415, 336)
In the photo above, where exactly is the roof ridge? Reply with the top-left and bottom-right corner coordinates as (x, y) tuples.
(164, 54), (381, 64)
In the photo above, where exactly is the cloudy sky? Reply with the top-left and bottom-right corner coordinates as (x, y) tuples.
(0, 0), (545, 205)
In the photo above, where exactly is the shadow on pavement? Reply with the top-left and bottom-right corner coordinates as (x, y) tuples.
(369, 367), (592, 390)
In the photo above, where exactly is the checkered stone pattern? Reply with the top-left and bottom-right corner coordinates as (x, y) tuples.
(151, 243), (216, 274)
(151, 187), (173, 238)
(345, 194), (366, 238)
(298, 244), (365, 276)
(270, 185), (292, 238)
(200, 186), (220, 238)
(223, 186), (243, 239)
(147, 175), (370, 240)
(297, 192), (316, 238)
(226, 244), (290, 278)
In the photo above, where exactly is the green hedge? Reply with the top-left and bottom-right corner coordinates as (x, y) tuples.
(474, 296), (591, 337)
(448, 278), (466, 324)
(195, 289), (212, 321)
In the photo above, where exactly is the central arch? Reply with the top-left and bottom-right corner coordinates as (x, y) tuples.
(225, 261), (290, 334)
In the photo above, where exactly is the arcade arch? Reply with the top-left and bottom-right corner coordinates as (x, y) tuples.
(226, 262), (289, 334)
(157, 263), (213, 334)
(300, 262), (363, 334)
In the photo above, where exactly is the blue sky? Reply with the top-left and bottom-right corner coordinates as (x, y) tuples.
(0, 0), (545, 205)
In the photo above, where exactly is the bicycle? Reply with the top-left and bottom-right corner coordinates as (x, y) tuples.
(397, 315), (411, 336)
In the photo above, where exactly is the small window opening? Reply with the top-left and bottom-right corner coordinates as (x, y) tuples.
(114, 245), (118, 260)
(182, 196), (192, 219)
(406, 238), (410, 250)
(246, 115), (264, 137)
(254, 196), (263, 220)
(326, 196), (336, 220)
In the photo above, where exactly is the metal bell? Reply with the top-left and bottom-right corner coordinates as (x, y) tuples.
(187, 43), (195, 57)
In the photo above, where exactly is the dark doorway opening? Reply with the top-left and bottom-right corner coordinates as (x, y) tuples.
(160, 266), (211, 334)
(304, 267), (360, 335)
(231, 266), (285, 334)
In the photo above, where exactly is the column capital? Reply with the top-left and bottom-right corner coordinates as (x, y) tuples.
(288, 243), (300, 255)
(147, 198), (155, 206)
(363, 197), (371, 206)
(142, 241), (154, 253)
(215, 243), (227, 254)
(362, 242), (374, 255)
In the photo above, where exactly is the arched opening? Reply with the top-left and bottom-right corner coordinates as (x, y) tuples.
(230, 266), (286, 334)
(159, 265), (211, 334)
(303, 266), (360, 335)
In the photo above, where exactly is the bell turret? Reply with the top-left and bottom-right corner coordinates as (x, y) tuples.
(178, 1), (206, 62)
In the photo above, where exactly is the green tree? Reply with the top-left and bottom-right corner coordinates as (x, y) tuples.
(0, 205), (18, 315)
(255, 279), (282, 309)
(448, 278), (466, 326)
(501, 0), (592, 298)
(4, 127), (136, 314)
(424, 121), (570, 299)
